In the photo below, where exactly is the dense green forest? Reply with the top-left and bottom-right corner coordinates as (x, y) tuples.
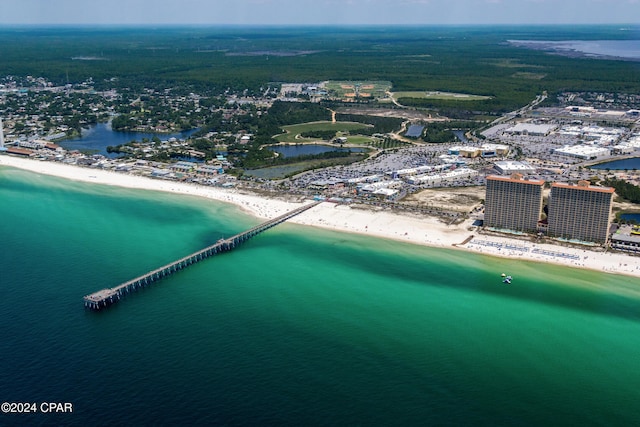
(1, 26), (639, 116)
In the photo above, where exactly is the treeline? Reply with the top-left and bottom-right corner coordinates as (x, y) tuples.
(300, 130), (337, 140)
(334, 114), (403, 134)
(603, 177), (640, 204)
(397, 97), (515, 118)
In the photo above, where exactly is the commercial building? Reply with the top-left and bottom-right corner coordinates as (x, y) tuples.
(503, 123), (556, 136)
(448, 144), (509, 158)
(494, 160), (536, 175)
(554, 145), (610, 160)
(484, 174), (545, 233)
(449, 146), (481, 158)
(547, 181), (614, 244)
(480, 143), (510, 157)
(406, 168), (478, 185)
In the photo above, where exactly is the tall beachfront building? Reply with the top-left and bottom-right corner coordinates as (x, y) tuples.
(548, 181), (614, 244)
(0, 117), (6, 151)
(484, 174), (545, 233)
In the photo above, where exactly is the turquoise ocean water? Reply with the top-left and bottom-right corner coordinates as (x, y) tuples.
(1, 166), (640, 426)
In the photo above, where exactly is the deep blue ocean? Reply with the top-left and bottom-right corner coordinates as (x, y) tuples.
(2, 165), (640, 426)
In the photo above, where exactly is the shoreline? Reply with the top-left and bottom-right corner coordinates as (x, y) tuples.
(3, 154), (640, 279)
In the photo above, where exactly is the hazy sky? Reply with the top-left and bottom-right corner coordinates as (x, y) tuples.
(1, 0), (639, 26)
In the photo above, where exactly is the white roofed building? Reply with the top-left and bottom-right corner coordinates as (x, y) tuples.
(406, 168), (477, 185)
(504, 123), (556, 136)
(494, 161), (536, 175)
(554, 145), (610, 160)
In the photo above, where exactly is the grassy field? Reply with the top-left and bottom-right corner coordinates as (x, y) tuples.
(391, 91), (492, 101)
(340, 135), (377, 145)
(275, 121), (372, 142)
(323, 80), (392, 100)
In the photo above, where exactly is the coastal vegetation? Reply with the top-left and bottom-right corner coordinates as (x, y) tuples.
(604, 177), (640, 205)
(2, 26), (640, 118)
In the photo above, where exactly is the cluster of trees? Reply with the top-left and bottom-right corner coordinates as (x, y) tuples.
(267, 101), (332, 126)
(369, 137), (410, 150)
(300, 130), (337, 140)
(603, 177), (640, 204)
(422, 121), (484, 143)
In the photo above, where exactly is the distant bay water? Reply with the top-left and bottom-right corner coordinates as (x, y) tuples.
(2, 166), (640, 426)
(509, 39), (640, 61)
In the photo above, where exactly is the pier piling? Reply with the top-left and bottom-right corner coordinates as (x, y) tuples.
(83, 201), (320, 310)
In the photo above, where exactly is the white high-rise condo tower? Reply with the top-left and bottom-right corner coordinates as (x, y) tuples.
(0, 117), (6, 151)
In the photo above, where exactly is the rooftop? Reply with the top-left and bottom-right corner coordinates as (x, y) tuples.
(487, 174), (545, 186)
(551, 181), (615, 194)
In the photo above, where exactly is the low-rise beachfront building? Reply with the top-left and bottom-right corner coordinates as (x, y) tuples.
(484, 174), (545, 233)
(547, 181), (614, 244)
(372, 187), (400, 200)
(170, 161), (196, 173)
(195, 164), (224, 176)
(5, 146), (34, 157)
(610, 233), (640, 253)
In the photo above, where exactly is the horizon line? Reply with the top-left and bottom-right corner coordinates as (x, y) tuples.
(0, 23), (639, 28)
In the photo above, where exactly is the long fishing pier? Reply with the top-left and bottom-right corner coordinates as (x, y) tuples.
(83, 201), (321, 310)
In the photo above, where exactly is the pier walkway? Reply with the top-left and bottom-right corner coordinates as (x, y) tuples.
(84, 201), (321, 310)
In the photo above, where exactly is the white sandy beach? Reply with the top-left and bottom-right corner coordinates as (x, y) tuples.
(3, 154), (640, 278)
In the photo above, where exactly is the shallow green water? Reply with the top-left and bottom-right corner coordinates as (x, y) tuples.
(1, 166), (639, 426)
